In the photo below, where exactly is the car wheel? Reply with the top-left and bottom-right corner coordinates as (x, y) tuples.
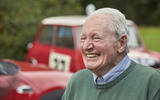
(39, 89), (64, 100)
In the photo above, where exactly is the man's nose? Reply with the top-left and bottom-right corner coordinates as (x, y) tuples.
(83, 40), (94, 51)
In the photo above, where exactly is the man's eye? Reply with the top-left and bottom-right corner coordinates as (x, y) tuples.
(80, 37), (86, 41)
(93, 37), (100, 40)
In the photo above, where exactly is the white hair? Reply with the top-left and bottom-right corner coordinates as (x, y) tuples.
(88, 8), (129, 53)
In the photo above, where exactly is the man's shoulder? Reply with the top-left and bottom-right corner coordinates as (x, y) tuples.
(132, 60), (160, 79)
(135, 64), (160, 98)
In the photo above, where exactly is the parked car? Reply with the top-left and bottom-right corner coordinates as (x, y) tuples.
(26, 16), (160, 72)
(127, 20), (160, 69)
(0, 59), (72, 100)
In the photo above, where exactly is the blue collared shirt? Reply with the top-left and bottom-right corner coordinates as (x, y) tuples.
(93, 55), (131, 84)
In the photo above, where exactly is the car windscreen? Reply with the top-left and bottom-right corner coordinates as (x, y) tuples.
(55, 26), (74, 49)
(38, 25), (55, 45)
(127, 26), (143, 47)
(0, 61), (20, 75)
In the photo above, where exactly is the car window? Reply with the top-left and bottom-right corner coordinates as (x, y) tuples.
(38, 26), (54, 45)
(0, 61), (20, 75)
(55, 26), (74, 49)
(128, 26), (142, 47)
(76, 26), (82, 47)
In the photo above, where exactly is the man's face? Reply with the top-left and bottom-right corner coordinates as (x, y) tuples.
(80, 14), (119, 72)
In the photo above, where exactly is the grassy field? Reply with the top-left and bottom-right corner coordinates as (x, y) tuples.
(139, 27), (160, 52)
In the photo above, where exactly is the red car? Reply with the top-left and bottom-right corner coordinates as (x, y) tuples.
(26, 16), (86, 72)
(126, 20), (160, 69)
(26, 16), (160, 72)
(0, 59), (72, 100)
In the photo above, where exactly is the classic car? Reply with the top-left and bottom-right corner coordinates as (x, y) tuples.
(127, 20), (160, 69)
(0, 59), (72, 100)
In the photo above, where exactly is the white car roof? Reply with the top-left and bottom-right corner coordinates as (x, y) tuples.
(42, 15), (134, 26)
(42, 16), (86, 26)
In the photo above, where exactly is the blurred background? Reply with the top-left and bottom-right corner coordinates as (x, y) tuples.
(0, 0), (160, 60)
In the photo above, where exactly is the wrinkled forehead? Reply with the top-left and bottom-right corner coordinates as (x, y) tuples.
(82, 13), (114, 33)
(86, 13), (113, 24)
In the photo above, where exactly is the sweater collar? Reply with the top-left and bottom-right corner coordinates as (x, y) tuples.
(93, 55), (131, 84)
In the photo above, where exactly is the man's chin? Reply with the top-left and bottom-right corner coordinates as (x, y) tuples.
(85, 65), (98, 71)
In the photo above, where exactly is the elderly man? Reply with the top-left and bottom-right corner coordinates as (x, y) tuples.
(62, 8), (160, 100)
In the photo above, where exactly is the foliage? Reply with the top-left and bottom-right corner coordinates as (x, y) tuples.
(0, 0), (83, 60)
(80, 0), (160, 25)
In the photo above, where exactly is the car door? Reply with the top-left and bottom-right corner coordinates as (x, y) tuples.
(48, 26), (76, 72)
(26, 25), (55, 65)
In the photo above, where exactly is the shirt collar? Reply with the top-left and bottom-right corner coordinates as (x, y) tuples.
(93, 55), (131, 84)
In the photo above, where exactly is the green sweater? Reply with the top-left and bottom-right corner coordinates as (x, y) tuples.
(62, 61), (160, 100)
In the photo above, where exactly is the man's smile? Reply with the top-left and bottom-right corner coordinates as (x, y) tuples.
(86, 54), (100, 58)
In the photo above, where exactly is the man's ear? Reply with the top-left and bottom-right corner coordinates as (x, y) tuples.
(117, 34), (127, 53)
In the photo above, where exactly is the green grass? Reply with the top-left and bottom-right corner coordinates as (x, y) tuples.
(139, 26), (160, 52)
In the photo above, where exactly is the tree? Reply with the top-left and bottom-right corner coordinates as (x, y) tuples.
(0, 0), (83, 60)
